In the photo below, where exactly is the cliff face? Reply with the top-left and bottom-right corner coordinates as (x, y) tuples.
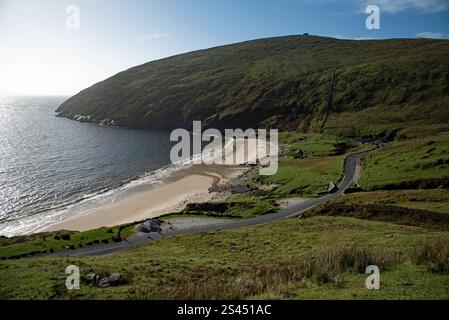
(56, 35), (449, 136)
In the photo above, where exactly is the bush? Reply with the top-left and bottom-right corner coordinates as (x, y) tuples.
(411, 239), (449, 274)
(61, 234), (71, 241)
(53, 235), (61, 240)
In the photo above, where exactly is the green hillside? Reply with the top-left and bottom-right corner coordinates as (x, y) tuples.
(56, 35), (449, 137)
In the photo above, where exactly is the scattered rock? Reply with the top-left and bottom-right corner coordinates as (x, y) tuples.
(231, 184), (257, 194)
(293, 150), (305, 159)
(98, 273), (127, 288)
(85, 273), (100, 286)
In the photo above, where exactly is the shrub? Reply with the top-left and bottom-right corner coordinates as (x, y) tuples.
(411, 239), (449, 274)
(61, 234), (71, 241)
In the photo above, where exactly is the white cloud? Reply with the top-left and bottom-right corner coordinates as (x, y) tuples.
(136, 33), (172, 41)
(360, 0), (449, 13)
(416, 31), (445, 38)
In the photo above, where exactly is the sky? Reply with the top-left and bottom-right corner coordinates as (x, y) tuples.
(0, 0), (448, 96)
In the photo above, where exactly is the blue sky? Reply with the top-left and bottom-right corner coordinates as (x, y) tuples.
(0, 0), (448, 95)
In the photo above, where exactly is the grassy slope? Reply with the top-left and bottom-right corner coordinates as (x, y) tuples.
(254, 133), (354, 196)
(359, 132), (449, 190)
(1, 216), (448, 299)
(56, 36), (449, 137)
(255, 156), (345, 196)
(317, 189), (449, 214)
(169, 196), (277, 219)
(0, 225), (134, 259)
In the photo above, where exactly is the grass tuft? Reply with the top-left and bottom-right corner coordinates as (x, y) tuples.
(132, 244), (401, 299)
(411, 238), (449, 274)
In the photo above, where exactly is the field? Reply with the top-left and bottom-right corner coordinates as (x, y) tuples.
(1, 216), (448, 299)
(359, 132), (449, 190)
(313, 189), (449, 215)
(255, 156), (345, 196)
(254, 133), (353, 196)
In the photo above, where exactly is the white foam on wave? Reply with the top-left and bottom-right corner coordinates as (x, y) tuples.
(0, 136), (275, 237)
(0, 158), (194, 237)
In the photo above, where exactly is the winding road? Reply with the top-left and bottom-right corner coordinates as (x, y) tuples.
(57, 151), (366, 257)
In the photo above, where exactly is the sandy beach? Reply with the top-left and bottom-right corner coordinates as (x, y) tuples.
(44, 164), (247, 232)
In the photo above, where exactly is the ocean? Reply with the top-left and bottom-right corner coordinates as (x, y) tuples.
(0, 95), (177, 236)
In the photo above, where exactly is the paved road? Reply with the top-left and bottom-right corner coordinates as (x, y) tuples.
(57, 151), (366, 257)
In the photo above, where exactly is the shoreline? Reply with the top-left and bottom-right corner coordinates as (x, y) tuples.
(43, 164), (248, 232)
